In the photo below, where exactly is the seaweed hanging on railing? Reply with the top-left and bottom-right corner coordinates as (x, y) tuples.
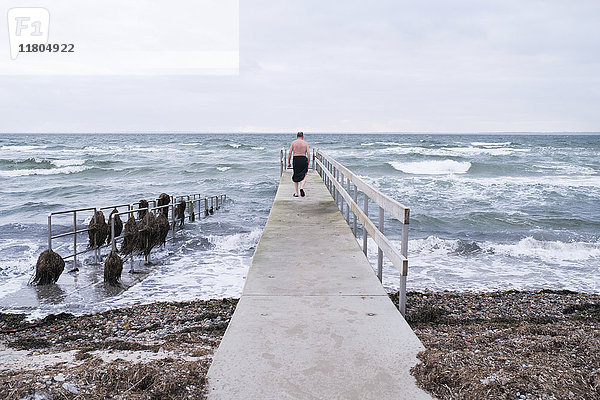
(39, 193), (228, 288)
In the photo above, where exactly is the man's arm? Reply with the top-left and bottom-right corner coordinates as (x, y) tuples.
(306, 144), (310, 165)
(288, 143), (293, 165)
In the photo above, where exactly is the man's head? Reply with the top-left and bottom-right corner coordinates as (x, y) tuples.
(297, 131), (304, 138)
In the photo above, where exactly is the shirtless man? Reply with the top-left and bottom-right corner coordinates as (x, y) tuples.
(287, 132), (310, 197)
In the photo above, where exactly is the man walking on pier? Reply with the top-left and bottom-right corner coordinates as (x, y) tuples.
(287, 132), (310, 197)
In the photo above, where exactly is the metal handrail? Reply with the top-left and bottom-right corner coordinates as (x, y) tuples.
(319, 153), (409, 223)
(47, 193), (227, 269)
(315, 149), (410, 315)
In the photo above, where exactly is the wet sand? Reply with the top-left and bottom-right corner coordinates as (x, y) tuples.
(1, 291), (599, 399)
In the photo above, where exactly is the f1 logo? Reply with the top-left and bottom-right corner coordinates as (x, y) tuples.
(7, 8), (50, 60)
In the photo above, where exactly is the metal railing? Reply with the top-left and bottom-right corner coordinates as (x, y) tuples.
(314, 150), (410, 315)
(48, 193), (227, 270)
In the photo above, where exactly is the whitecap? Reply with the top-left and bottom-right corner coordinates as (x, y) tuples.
(251, 146), (265, 150)
(471, 141), (512, 147)
(0, 165), (91, 177)
(380, 146), (527, 157)
(0, 145), (41, 151)
(51, 159), (86, 167)
(488, 237), (600, 264)
(535, 163), (597, 176)
(207, 229), (262, 253)
(375, 141), (406, 146)
(228, 144), (241, 148)
(388, 160), (471, 175)
(216, 167), (231, 172)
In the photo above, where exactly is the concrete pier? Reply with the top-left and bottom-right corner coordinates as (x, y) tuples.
(206, 171), (432, 399)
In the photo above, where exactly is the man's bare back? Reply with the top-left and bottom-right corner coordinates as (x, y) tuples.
(289, 138), (309, 158)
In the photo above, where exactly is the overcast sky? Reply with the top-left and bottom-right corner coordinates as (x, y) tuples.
(2, 0), (599, 133)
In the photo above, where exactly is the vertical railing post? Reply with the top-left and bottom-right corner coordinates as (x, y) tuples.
(329, 161), (332, 193)
(335, 168), (340, 206)
(312, 148), (315, 170)
(280, 149), (283, 175)
(399, 208), (410, 316)
(48, 214), (52, 251)
(93, 208), (99, 264)
(73, 211), (77, 269)
(346, 176), (350, 224)
(333, 167), (337, 204)
(352, 184), (357, 236)
(326, 160), (330, 191)
(377, 206), (384, 282)
(171, 203), (175, 239)
(363, 195), (368, 256)
(340, 175), (344, 212)
(330, 164), (334, 198)
(111, 214), (116, 252)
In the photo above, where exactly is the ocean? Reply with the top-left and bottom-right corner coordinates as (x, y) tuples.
(1, 133), (599, 318)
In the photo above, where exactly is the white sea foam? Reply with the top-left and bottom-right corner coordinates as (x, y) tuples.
(228, 143), (241, 148)
(0, 145), (41, 151)
(103, 229), (264, 308)
(471, 141), (512, 147)
(51, 159), (86, 167)
(207, 229), (262, 253)
(381, 146), (529, 157)
(446, 174), (600, 189)
(216, 167), (231, 172)
(536, 163), (597, 176)
(0, 239), (40, 296)
(0, 165), (91, 177)
(388, 160), (471, 175)
(490, 237), (600, 264)
(251, 146), (265, 150)
(366, 236), (600, 292)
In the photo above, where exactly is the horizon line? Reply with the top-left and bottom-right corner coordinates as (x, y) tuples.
(2, 131), (600, 135)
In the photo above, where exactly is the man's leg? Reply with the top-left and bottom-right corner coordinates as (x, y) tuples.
(294, 181), (299, 196)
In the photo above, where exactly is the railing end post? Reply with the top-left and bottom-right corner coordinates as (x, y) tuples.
(399, 274), (407, 317)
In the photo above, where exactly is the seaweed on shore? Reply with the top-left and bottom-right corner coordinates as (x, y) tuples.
(395, 290), (600, 400)
(8, 337), (51, 350)
(563, 302), (600, 321)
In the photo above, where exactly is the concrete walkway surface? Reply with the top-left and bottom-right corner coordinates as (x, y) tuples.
(206, 171), (432, 399)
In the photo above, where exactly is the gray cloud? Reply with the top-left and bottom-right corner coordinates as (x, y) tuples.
(1, 0), (599, 133)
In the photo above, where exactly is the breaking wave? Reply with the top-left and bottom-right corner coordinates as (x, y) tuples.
(0, 165), (91, 177)
(388, 160), (471, 175)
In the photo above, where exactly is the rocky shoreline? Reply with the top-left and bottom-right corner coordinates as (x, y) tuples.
(397, 290), (600, 400)
(1, 291), (599, 399)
